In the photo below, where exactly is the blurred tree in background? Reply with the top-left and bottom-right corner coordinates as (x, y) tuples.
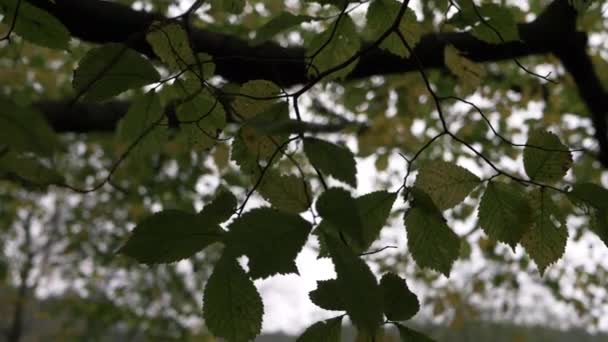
(0, 0), (608, 340)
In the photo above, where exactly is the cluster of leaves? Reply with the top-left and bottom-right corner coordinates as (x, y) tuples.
(1, 0), (608, 340)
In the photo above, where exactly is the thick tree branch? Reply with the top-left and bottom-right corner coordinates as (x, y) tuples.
(25, 0), (608, 166)
(31, 0), (557, 86)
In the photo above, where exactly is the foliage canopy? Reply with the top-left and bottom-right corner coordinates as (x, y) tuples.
(1, 0), (608, 340)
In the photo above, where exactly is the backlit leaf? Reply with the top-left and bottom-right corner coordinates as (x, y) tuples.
(478, 182), (533, 249)
(203, 255), (263, 342)
(404, 193), (460, 276)
(414, 160), (480, 210)
(304, 138), (357, 187)
(232, 80), (282, 119)
(119, 209), (224, 264)
(471, 4), (520, 44)
(147, 23), (195, 71)
(523, 129), (572, 183)
(307, 15), (361, 80)
(226, 208), (312, 278)
(444, 44), (485, 91)
(521, 189), (567, 276)
(240, 102), (290, 160)
(73, 43), (160, 101)
(259, 171), (310, 213)
(366, 0), (422, 57)
(173, 81), (226, 150)
(380, 272), (419, 321)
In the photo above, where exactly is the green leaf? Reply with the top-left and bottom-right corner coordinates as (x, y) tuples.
(309, 279), (346, 311)
(173, 80), (226, 150)
(146, 23), (196, 71)
(116, 92), (166, 170)
(0, 151), (64, 188)
(231, 133), (260, 175)
(304, 138), (357, 187)
(0, 98), (60, 156)
(232, 80), (282, 119)
(380, 273), (419, 321)
(203, 255), (263, 342)
(240, 102), (290, 160)
(211, 0), (245, 14)
(0, 0), (70, 49)
(199, 189), (237, 224)
(414, 160), (480, 210)
(569, 0), (594, 12)
(307, 14), (361, 80)
(568, 183), (608, 246)
(366, 0), (422, 57)
(225, 208), (312, 278)
(444, 44), (485, 91)
(119, 209), (224, 264)
(395, 323), (436, 342)
(520, 189), (567, 276)
(73, 43), (160, 101)
(259, 171), (310, 213)
(568, 182), (608, 211)
(325, 235), (383, 335)
(478, 182), (533, 249)
(404, 194), (460, 276)
(253, 12), (315, 45)
(523, 129), (572, 183)
(316, 188), (364, 247)
(471, 4), (520, 44)
(356, 191), (398, 251)
(448, 2), (519, 44)
(296, 316), (343, 342)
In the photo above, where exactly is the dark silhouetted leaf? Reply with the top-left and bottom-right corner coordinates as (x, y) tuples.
(325, 235), (383, 336)
(199, 189), (237, 224)
(395, 323), (436, 342)
(316, 187), (364, 247)
(226, 208), (312, 278)
(309, 279), (345, 311)
(380, 272), (419, 321)
(0, 0), (70, 49)
(296, 316), (343, 342)
(304, 138), (357, 187)
(203, 255), (263, 342)
(119, 210), (224, 264)
(73, 43), (160, 101)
